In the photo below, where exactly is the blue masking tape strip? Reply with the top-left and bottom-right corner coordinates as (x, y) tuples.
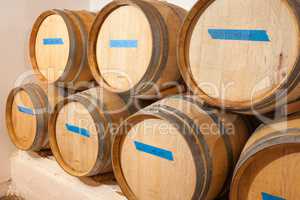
(262, 192), (285, 200)
(208, 29), (270, 42)
(65, 124), (90, 138)
(17, 106), (34, 115)
(43, 38), (64, 45)
(110, 40), (138, 48)
(134, 141), (174, 161)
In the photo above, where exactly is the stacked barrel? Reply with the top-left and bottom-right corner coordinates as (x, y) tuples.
(6, 79), (65, 151)
(88, 0), (186, 98)
(176, 0), (300, 200)
(6, 0), (189, 178)
(230, 117), (300, 200)
(48, 0), (188, 178)
(6, 9), (96, 152)
(30, 10), (95, 89)
(113, 96), (249, 200)
(178, 0), (300, 115)
(5, 0), (300, 200)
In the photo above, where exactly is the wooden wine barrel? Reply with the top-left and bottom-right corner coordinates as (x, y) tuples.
(88, 0), (186, 97)
(230, 117), (300, 200)
(112, 95), (249, 200)
(30, 10), (96, 88)
(178, 0), (300, 114)
(5, 82), (67, 151)
(286, 98), (300, 116)
(49, 87), (131, 177)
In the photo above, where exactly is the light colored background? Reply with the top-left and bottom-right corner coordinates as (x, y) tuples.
(0, 0), (90, 194)
(90, 0), (196, 10)
(0, 0), (196, 195)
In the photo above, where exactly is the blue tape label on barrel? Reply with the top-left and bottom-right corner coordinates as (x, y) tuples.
(110, 40), (138, 48)
(134, 141), (174, 161)
(65, 124), (90, 138)
(208, 29), (270, 42)
(262, 192), (285, 200)
(18, 106), (34, 116)
(43, 38), (64, 45)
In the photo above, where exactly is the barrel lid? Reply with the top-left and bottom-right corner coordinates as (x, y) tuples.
(96, 4), (153, 92)
(32, 11), (71, 83)
(55, 102), (99, 175)
(6, 85), (47, 151)
(89, 0), (168, 95)
(180, 0), (300, 110)
(119, 116), (197, 200)
(50, 95), (109, 177)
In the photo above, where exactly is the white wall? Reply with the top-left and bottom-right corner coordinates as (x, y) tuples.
(89, 0), (197, 11)
(0, 0), (90, 196)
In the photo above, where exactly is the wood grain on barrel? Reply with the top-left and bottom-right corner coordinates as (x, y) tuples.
(112, 95), (249, 200)
(49, 87), (130, 177)
(35, 14), (69, 82)
(30, 10), (95, 88)
(55, 102), (99, 174)
(243, 117), (300, 150)
(97, 6), (153, 92)
(6, 83), (66, 151)
(178, 0), (300, 113)
(121, 119), (197, 200)
(11, 90), (37, 150)
(89, 0), (186, 97)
